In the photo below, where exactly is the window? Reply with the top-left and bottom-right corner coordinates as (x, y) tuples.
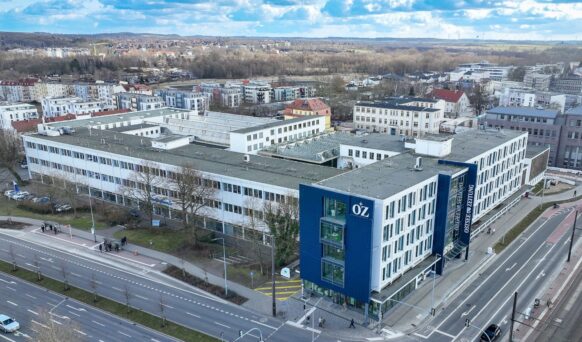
(323, 244), (344, 261)
(320, 220), (344, 245)
(324, 198), (346, 220)
(322, 260), (344, 287)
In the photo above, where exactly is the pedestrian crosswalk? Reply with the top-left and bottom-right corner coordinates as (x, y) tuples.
(254, 278), (302, 301)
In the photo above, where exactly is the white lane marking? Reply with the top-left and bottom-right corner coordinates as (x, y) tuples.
(5, 286), (16, 291)
(6, 300), (18, 306)
(0, 333), (16, 342)
(25, 294), (37, 300)
(92, 320), (105, 327)
(161, 303), (174, 309)
(118, 331), (132, 338)
(135, 294), (149, 301)
(66, 304), (86, 312)
(74, 329), (87, 336)
(27, 309), (39, 316)
(436, 329), (456, 339)
(50, 319), (62, 325)
(461, 305), (476, 317)
(186, 312), (200, 318)
(112, 286), (124, 292)
(214, 322), (231, 329)
(0, 278), (16, 284)
(251, 319), (278, 330)
(505, 262), (517, 272)
(31, 320), (48, 329)
(68, 311), (80, 317)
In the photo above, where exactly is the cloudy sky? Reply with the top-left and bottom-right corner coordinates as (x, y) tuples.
(1, 0), (582, 40)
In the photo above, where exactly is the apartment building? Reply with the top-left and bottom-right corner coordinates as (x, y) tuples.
(551, 76), (582, 95)
(0, 102), (39, 130)
(41, 97), (114, 118)
(283, 98), (332, 129)
(220, 87), (243, 108)
(155, 89), (207, 113)
(428, 89), (471, 117)
(353, 97), (445, 136)
(116, 93), (164, 112)
(524, 73), (552, 92)
(243, 83), (272, 104)
(556, 106), (582, 169)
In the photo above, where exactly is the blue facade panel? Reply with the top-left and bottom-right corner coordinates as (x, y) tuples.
(433, 173), (451, 273)
(299, 184), (375, 303)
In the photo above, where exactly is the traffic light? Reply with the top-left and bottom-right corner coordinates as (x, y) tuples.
(465, 318), (470, 327)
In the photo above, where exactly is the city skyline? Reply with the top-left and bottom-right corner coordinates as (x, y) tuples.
(1, 0), (582, 41)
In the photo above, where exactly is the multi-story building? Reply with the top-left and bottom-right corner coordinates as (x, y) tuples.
(283, 98), (332, 129)
(155, 89), (207, 113)
(551, 76), (582, 95)
(556, 106), (582, 169)
(449, 61), (511, 82)
(0, 79), (39, 102)
(41, 97), (114, 118)
(353, 97), (445, 136)
(243, 82), (272, 104)
(272, 87), (299, 102)
(524, 73), (552, 92)
(0, 102), (39, 130)
(485, 106), (560, 165)
(300, 129), (541, 318)
(220, 87), (243, 108)
(428, 89), (471, 117)
(116, 93), (164, 112)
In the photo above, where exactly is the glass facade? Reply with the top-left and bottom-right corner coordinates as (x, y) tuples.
(323, 244), (345, 261)
(445, 174), (465, 248)
(321, 260), (345, 287)
(324, 197), (346, 221)
(320, 220), (344, 245)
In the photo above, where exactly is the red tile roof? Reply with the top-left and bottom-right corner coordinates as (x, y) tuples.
(284, 98), (330, 115)
(429, 89), (466, 103)
(11, 110), (128, 132)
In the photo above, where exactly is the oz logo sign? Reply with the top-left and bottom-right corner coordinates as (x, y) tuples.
(352, 202), (370, 218)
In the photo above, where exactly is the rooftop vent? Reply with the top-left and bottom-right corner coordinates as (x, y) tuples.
(414, 157), (423, 171)
(243, 154), (250, 163)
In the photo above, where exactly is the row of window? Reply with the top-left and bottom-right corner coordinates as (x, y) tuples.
(381, 236), (432, 282)
(385, 182), (437, 220)
(354, 107), (435, 116)
(347, 149), (389, 161)
(245, 119), (321, 142)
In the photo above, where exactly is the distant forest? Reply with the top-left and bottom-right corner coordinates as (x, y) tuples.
(1, 32), (581, 81)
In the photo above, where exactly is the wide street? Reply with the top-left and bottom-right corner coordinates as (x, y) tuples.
(413, 204), (580, 342)
(0, 230), (340, 342)
(0, 272), (177, 342)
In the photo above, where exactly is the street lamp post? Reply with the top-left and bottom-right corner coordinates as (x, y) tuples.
(212, 237), (228, 296)
(86, 186), (96, 242)
(271, 236), (277, 317)
(430, 253), (441, 315)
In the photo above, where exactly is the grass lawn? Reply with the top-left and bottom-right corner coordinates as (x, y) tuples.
(0, 261), (216, 342)
(0, 197), (107, 230)
(114, 228), (190, 253)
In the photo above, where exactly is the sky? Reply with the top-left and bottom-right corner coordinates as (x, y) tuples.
(1, 0), (582, 40)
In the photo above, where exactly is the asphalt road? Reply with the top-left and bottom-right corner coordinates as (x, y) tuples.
(413, 205), (578, 342)
(534, 263), (582, 342)
(0, 272), (177, 342)
(0, 232), (328, 342)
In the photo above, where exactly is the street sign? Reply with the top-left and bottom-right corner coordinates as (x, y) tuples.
(152, 220), (160, 227)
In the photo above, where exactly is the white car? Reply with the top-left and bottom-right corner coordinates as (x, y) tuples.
(12, 191), (30, 201)
(3, 190), (16, 199)
(0, 314), (20, 333)
(56, 204), (72, 212)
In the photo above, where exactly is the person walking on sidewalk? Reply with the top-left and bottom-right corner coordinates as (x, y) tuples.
(349, 318), (355, 329)
(99, 244), (103, 253)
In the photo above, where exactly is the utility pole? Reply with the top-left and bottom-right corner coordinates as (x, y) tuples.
(568, 210), (578, 262)
(510, 291), (517, 342)
(271, 236), (277, 317)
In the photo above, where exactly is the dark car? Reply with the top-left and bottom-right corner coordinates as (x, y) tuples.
(481, 324), (501, 341)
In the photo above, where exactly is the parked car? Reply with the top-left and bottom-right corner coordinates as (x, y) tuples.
(11, 191), (30, 201)
(3, 190), (16, 199)
(55, 204), (72, 212)
(0, 314), (20, 333)
(481, 324), (501, 341)
(32, 196), (50, 204)
(129, 208), (140, 218)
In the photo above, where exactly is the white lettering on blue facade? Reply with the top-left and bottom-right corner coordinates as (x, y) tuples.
(352, 202), (370, 218)
(463, 184), (475, 234)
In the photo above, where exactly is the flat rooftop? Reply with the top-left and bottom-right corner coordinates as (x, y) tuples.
(356, 101), (440, 112)
(109, 123), (160, 133)
(233, 115), (324, 134)
(29, 127), (343, 190)
(47, 108), (190, 129)
(317, 152), (463, 199)
(447, 129), (526, 162)
(486, 106), (559, 119)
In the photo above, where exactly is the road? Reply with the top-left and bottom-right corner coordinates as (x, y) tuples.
(534, 263), (582, 342)
(413, 205), (579, 342)
(0, 272), (177, 342)
(0, 231), (333, 342)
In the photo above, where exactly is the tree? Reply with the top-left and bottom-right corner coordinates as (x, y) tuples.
(0, 129), (24, 184)
(330, 75), (346, 94)
(168, 164), (216, 247)
(244, 197), (267, 275)
(32, 309), (81, 342)
(507, 66), (527, 82)
(263, 194), (299, 266)
(469, 83), (488, 116)
(121, 161), (167, 227)
(408, 86), (416, 96)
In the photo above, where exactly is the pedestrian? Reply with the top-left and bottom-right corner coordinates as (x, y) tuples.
(318, 317), (323, 328)
(41, 224), (45, 233)
(54, 226), (57, 234)
(306, 315), (310, 325)
(487, 227), (491, 234)
(99, 244), (103, 253)
(575, 190), (577, 197)
(349, 318), (355, 329)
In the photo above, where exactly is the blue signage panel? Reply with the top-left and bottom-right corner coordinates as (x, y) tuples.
(299, 184), (375, 303)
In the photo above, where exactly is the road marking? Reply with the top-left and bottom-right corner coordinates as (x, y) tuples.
(112, 286), (124, 292)
(118, 331), (132, 338)
(66, 304), (86, 312)
(31, 320), (48, 329)
(0, 278), (16, 284)
(6, 300), (18, 306)
(39, 256), (53, 263)
(435, 329), (456, 339)
(214, 322), (231, 329)
(92, 320), (105, 327)
(50, 319), (62, 325)
(67, 311), (80, 317)
(135, 294), (149, 301)
(501, 315), (508, 325)
(0, 333), (16, 342)
(461, 305), (475, 317)
(25, 294), (37, 300)
(27, 309), (39, 316)
(162, 303), (174, 309)
(74, 329), (87, 336)
(186, 312), (200, 318)
(251, 319), (278, 330)
(505, 262), (517, 272)
(5, 286), (16, 291)
(536, 270), (546, 280)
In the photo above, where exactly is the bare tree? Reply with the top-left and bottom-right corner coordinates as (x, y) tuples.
(34, 254), (42, 281)
(124, 284), (131, 313)
(90, 272), (98, 303)
(0, 129), (24, 184)
(244, 197), (267, 275)
(169, 164), (216, 247)
(263, 194), (299, 266)
(9, 244), (17, 271)
(121, 161), (167, 227)
(159, 294), (167, 327)
(60, 261), (69, 291)
(32, 309), (82, 342)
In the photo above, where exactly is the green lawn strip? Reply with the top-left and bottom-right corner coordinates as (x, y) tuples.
(0, 260), (217, 342)
(114, 228), (189, 253)
(494, 196), (582, 253)
(0, 198), (107, 230)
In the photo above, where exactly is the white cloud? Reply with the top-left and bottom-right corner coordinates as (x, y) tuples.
(464, 9), (492, 20)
